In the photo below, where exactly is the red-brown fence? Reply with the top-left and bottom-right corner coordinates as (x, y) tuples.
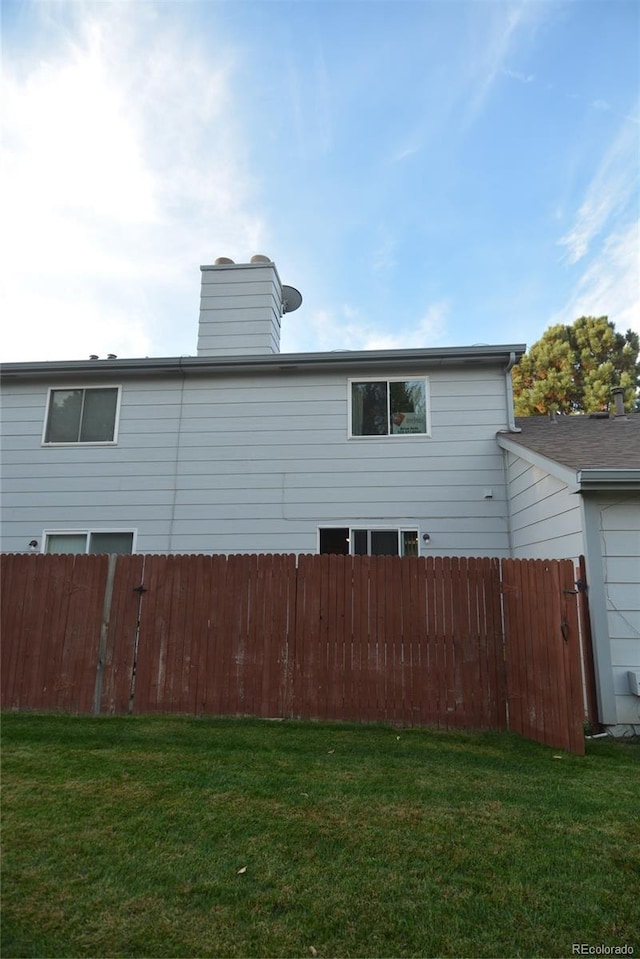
(501, 558), (586, 754)
(0, 553), (596, 753)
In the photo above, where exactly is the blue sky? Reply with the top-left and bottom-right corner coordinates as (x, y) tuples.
(2, 0), (638, 361)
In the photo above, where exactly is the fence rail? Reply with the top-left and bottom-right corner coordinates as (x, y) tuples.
(0, 552), (595, 753)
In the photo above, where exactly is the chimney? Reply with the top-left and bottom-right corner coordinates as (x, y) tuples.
(197, 255), (284, 357)
(611, 387), (626, 418)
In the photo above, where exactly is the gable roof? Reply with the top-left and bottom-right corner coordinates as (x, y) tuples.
(497, 414), (640, 490)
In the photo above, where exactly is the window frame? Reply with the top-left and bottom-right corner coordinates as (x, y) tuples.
(347, 375), (431, 439)
(42, 385), (122, 446)
(318, 526), (420, 557)
(42, 528), (137, 555)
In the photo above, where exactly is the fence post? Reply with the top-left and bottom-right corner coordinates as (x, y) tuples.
(92, 554), (117, 715)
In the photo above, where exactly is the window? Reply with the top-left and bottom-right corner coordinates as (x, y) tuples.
(319, 528), (419, 557)
(350, 378), (428, 437)
(43, 387), (120, 444)
(44, 531), (134, 554)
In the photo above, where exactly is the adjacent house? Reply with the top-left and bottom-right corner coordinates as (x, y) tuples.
(499, 413), (640, 731)
(1, 254), (638, 732)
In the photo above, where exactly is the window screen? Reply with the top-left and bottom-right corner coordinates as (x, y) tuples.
(45, 388), (119, 443)
(351, 379), (428, 436)
(45, 531), (134, 554)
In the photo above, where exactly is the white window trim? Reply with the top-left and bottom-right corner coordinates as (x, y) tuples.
(347, 375), (431, 439)
(41, 385), (123, 446)
(317, 526), (420, 556)
(42, 528), (137, 554)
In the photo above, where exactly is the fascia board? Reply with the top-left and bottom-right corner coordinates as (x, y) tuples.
(577, 469), (640, 490)
(497, 433), (579, 490)
(1, 344), (527, 381)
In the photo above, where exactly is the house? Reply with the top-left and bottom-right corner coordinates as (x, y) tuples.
(498, 413), (640, 732)
(0, 255), (524, 559)
(1, 254), (638, 733)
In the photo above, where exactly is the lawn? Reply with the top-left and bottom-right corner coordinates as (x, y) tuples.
(1, 714), (639, 959)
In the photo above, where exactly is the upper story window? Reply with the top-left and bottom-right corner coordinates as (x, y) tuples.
(350, 377), (429, 437)
(43, 387), (121, 444)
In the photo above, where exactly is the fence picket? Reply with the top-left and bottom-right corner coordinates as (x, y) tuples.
(0, 552), (591, 752)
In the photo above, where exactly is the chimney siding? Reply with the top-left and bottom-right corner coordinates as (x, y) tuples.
(198, 261), (283, 356)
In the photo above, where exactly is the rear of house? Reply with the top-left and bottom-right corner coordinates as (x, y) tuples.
(2, 255), (638, 737)
(0, 257), (523, 560)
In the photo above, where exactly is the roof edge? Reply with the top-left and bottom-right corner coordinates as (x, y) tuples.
(577, 468), (640, 491)
(497, 433), (579, 488)
(1, 344), (527, 380)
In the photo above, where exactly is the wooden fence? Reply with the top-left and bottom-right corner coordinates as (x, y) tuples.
(0, 552), (596, 753)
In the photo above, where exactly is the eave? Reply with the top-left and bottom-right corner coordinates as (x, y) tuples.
(576, 468), (640, 491)
(0, 344), (526, 382)
(498, 434), (640, 492)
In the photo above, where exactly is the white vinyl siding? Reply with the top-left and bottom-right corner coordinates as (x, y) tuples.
(598, 497), (640, 726)
(504, 452), (584, 560)
(1, 368), (512, 557)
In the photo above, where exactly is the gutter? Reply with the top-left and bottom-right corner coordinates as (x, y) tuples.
(0, 344), (527, 381)
(577, 468), (640, 491)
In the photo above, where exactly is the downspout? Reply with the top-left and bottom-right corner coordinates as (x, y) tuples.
(503, 351), (521, 433)
(502, 352), (519, 557)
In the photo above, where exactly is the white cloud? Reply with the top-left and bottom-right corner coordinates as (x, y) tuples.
(0, 3), (266, 362)
(558, 118), (638, 266)
(503, 67), (535, 84)
(371, 232), (398, 274)
(551, 221), (640, 336)
(464, 2), (542, 122)
(296, 301), (450, 354)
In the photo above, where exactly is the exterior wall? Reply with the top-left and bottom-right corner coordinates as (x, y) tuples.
(503, 449), (640, 729)
(582, 494), (640, 728)
(503, 451), (584, 559)
(1, 365), (513, 557)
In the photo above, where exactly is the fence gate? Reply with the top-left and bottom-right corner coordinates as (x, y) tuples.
(501, 559), (587, 755)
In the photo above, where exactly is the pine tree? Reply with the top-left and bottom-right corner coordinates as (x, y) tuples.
(512, 316), (639, 415)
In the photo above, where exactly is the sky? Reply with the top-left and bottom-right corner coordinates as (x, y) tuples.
(1, 0), (638, 362)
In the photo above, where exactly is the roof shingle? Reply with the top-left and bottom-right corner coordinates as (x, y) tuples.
(500, 414), (640, 471)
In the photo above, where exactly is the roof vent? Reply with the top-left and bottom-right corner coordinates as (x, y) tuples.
(611, 387), (626, 418)
(250, 254), (272, 264)
(107, 354), (117, 359)
(214, 257), (235, 265)
(89, 354), (99, 360)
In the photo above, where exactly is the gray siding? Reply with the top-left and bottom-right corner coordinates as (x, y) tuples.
(504, 451), (584, 560)
(1, 366), (512, 557)
(597, 496), (640, 726)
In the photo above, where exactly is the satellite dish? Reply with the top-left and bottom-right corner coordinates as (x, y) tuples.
(282, 285), (303, 314)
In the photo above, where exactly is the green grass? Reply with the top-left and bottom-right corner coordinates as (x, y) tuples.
(2, 714), (639, 959)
